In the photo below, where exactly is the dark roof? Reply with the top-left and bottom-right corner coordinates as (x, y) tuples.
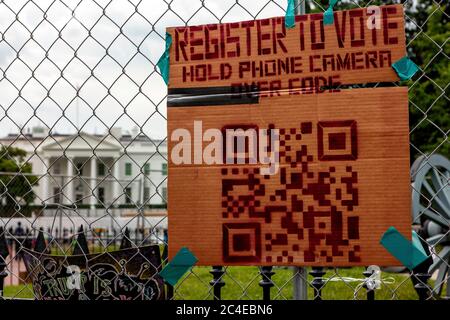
(1, 133), (165, 144)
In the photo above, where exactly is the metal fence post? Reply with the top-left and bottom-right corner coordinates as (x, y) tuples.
(293, 266), (308, 300)
(411, 230), (433, 300)
(259, 266), (274, 301)
(413, 272), (432, 300)
(294, 0), (305, 15)
(310, 267), (325, 300)
(363, 268), (375, 300)
(291, 0), (309, 302)
(209, 266), (225, 300)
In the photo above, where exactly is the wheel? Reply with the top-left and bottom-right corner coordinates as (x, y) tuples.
(411, 154), (450, 297)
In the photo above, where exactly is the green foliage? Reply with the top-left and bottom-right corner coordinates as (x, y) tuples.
(0, 146), (38, 215)
(408, 3), (450, 158)
(171, 266), (423, 300)
(308, 1), (449, 159)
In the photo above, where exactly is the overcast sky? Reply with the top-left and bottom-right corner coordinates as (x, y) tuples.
(0, 0), (294, 140)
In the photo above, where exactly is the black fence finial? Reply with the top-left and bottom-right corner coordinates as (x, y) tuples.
(120, 227), (132, 249)
(34, 228), (49, 254)
(259, 266), (274, 301)
(412, 228), (433, 300)
(413, 272), (432, 300)
(310, 267), (326, 300)
(72, 225), (90, 255)
(210, 266), (225, 300)
(363, 267), (375, 300)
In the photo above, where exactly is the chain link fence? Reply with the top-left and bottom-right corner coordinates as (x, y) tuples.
(0, 0), (448, 300)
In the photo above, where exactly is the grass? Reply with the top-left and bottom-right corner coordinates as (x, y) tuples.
(174, 266), (422, 300)
(4, 266), (436, 300)
(3, 283), (34, 299)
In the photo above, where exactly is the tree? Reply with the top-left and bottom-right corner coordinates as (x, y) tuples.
(408, 3), (450, 158)
(0, 146), (38, 216)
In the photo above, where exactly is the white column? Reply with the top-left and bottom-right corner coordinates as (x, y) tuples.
(112, 158), (121, 206)
(65, 157), (74, 204)
(90, 157), (97, 209)
(41, 157), (50, 204)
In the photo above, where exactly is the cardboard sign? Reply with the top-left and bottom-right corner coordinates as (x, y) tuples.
(167, 5), (411, 267)
(167, 5), (405, 92)
(23, 245), (165, 300)
(168, 87), (410, 266)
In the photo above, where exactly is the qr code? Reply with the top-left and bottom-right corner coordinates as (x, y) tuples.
(221, 120), (361, 264)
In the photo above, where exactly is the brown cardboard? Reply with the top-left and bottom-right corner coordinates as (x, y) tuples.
(166, 5), (411, 266)
(167, 5), (405, 91)
(167, 87), (410, 266)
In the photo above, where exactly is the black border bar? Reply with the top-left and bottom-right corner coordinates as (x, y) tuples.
(168, 86), (260, 107)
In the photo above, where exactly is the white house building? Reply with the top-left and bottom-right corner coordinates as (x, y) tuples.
(0, 126), (167, 217)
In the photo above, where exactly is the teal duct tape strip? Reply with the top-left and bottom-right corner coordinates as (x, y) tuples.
(380, 227), (428, 270)
(323, 0), (338, 25)
(159, 247), (198, 286)
(285, 0), (295, 28)
(157, 32), (172, 85)
(392, 56), (419, 81)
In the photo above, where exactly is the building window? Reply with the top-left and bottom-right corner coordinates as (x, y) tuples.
(162, 187), (167, 203)
(76, 163), (83, 176)
(75, 193), (83, 203)
(98, 187), (105, 203)
(97, 163), (105, 176)
(125, 163), (132, 176)
(144, 187), (150, 202)
(162, 163), (167, 175)
(53, 163), (61, 175)
(144, 163), (150, 175)
(125, 187), (132, 204)
(53, 187), (61, 204)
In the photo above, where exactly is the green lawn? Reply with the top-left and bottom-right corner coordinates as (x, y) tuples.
(3, 283), (34, 299)
(4, 266), (435, 300)
(173, 266), (421, 300)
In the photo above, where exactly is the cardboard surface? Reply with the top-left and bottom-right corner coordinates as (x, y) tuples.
(167, 87), (411, 266)
(167, 5), (405, 91)
(166, 5), (411, 266)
